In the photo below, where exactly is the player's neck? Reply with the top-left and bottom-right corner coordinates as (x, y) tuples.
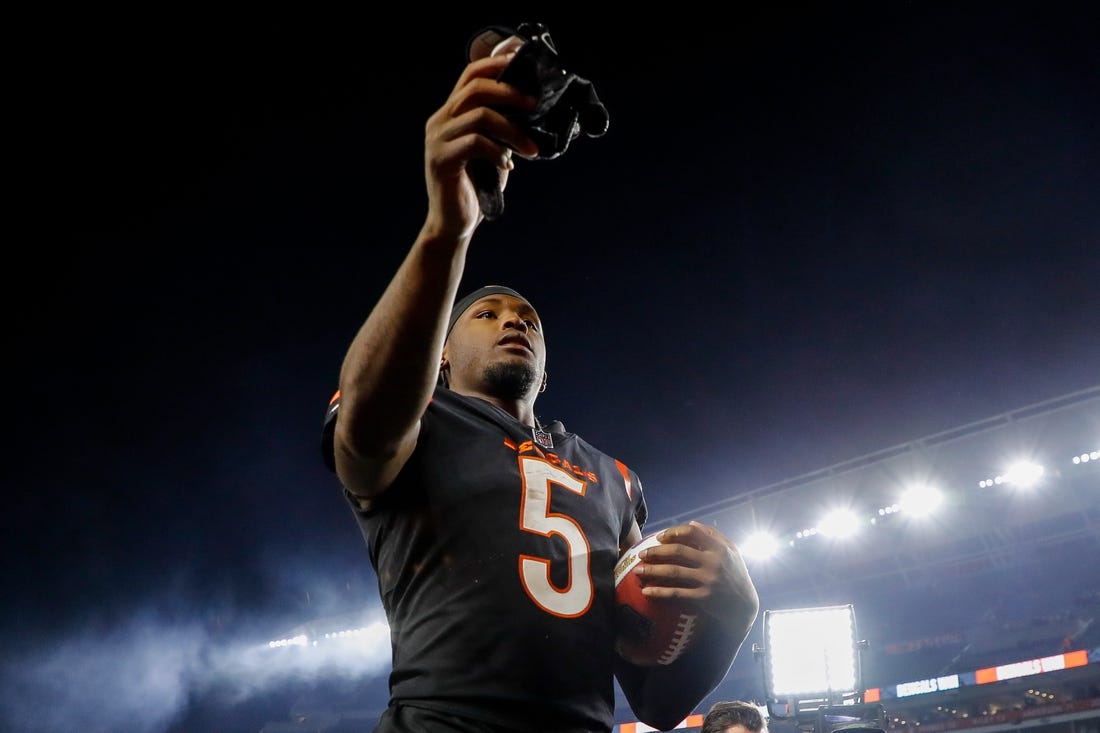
(457, 388), (536, 427)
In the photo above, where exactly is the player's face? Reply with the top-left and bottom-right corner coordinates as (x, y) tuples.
(444, 294), (546, 400)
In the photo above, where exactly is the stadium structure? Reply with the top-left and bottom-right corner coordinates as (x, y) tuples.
(258, 386), (1100, 733)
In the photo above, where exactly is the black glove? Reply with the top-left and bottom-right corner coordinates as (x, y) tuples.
(466, 22), (610, 220)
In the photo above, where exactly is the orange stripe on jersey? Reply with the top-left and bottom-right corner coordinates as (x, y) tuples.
(685, 714), (704, 726)
(615, 459), (632, 500)
(503, 437), (518, 450)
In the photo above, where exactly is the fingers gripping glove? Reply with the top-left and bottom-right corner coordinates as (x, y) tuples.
(466, 22), (610, 220)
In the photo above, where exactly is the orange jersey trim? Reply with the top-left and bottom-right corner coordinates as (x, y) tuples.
(615, 459), (632, 500)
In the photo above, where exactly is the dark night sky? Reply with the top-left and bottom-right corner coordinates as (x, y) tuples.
(5, 5), (1099, 732)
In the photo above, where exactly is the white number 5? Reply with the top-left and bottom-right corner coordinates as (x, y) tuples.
(517, 456), (593, 617)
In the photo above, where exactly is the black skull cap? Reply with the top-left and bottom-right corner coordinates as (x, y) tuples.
(447, 285), (534, 339)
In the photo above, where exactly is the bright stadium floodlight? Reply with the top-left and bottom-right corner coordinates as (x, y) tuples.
(753, 604), (871, 726)
(898, 483), (943, 518)
(1003, 460), (1045, 489)
(817, 509), (862, 539)
(741, 531), (780, 561)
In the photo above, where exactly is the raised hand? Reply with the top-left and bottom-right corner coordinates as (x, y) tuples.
(421, 50), (539, 241)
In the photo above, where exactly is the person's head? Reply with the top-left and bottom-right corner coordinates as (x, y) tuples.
(701, 701), (768, 733)
(440, 285), (547, 404)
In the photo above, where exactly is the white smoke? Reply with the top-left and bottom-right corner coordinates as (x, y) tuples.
(1, 607), (391, 733)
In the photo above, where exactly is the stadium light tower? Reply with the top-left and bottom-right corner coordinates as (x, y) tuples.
(753, 604), (883, 731)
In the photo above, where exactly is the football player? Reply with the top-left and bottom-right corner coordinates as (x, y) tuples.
(320, 24), (759, 733)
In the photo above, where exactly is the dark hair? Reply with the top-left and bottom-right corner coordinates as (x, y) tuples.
(702, 700), (767, 733)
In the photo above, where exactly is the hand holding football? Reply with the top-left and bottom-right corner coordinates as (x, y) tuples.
(613, 533), (699, 666)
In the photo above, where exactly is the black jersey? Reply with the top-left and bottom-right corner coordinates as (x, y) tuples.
(322, 386), (648, 732)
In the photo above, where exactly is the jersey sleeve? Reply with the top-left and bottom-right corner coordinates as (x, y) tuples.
(612, 457), (649, 539)
(320, 389), (340, 472)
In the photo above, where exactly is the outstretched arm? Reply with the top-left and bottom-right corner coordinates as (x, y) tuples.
(332, 49), (538, 502)
(615, 521), (760, 731)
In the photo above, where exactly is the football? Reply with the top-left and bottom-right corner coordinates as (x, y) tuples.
(613, 532), (699, 666)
